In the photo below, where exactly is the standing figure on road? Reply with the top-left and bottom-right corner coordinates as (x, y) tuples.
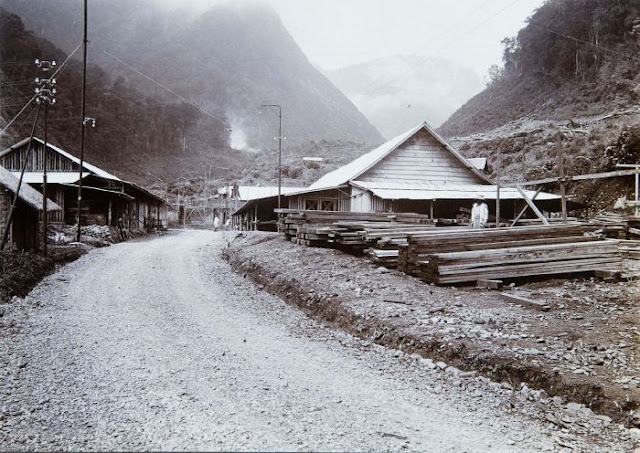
(213, 214), (220, 232)
(471, 196), (489, 229)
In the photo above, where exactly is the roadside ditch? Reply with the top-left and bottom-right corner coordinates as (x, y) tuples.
(223, 231), (640, 426)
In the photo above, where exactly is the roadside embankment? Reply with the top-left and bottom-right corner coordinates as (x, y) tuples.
(224, 232), (640, 426)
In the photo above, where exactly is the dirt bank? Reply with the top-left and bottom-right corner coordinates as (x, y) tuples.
(224, 232), (640, 425)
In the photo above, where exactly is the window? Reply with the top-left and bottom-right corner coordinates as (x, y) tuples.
(304, 199), (336, 211)
(305, 199), (319, 210)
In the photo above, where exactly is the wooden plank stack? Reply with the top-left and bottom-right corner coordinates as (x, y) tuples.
(278, 210), (624, 284)
(398, 224), (592, 276)
(420, 239), (622, 284)
(277, 209), (441, 262)
(618, 240), (640, 260)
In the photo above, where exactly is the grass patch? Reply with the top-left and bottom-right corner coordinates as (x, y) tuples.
(0, 246), (86, 303)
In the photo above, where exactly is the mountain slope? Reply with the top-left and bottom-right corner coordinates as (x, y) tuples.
(440, 0), (640, 139)
(436, 0), (640, 213)
(0, 0), (382, 150)
(0, 9), (245, 184)
(327, 55), (483, 138)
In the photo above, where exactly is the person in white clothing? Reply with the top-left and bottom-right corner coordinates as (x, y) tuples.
(213, 215), (220, 232)
(471, 197), (489, 229)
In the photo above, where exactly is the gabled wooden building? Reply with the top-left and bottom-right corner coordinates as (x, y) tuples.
(286, 122), (560, 218)
(233, 122), (561, 228)
(0, 138), (167, 230)
(0, 164), (61, 250)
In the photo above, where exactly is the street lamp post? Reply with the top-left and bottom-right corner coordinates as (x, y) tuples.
(260, 104), (282, 210)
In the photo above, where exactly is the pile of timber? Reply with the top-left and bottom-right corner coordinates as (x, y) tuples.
(590, 213), (629, 238)
(420, 239), (622, 284)
(588, 213), (640, 240)
(277, 209), (443, 264)
(396, 224), (624, 284)
(398, 224), (591, 276)
(618, 240), (640, 260)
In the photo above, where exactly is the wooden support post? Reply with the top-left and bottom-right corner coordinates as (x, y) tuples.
(515, 184), (549, 225)
(511, 186), (542, 227)
(557, 137), (567, 222)
(636, 170), (640, 217)
(496, 147), (501, 228)
(254, 201), (258, 231)
(430, 199), (434, 219)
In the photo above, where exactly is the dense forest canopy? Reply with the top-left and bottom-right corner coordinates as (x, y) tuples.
(440, 0), (640, 138)
(0, 9), (245, 185)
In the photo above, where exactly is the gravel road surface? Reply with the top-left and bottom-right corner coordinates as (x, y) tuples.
(0, 230), (615, 451)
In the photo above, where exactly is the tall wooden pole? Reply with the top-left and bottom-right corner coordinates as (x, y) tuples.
(42, 101), (48, 256)
(76, 0), (88, 241)
(277, 107), (282, 211)
(557, 136), (568, 222)
(496, 147), (501, 227)
(636, 173), (640, 217)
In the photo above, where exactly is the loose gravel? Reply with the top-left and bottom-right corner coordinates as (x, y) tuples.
(0, 230), (631, 451)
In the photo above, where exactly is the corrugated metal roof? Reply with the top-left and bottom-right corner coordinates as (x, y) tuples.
(0, 165), (61, 211)
(238, 186), (303, 201)
(307, 122), (492, 192)
(351, 180), (560, 201)
(11, 172), (90, 184)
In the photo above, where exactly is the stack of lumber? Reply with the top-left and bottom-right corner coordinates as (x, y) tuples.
(618, 240), (640, 260)
(277, 209), (442, 263)
(590, 213), (629, 238)
(398, 224), (592, 276)
(420, 239), (622, 284)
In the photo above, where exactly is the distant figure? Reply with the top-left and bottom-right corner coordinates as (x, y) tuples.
(225, 218), (231, 230)
(213, 215), (220, 232)
(117, 217), (128, 240)
(471, 197), (489, 229)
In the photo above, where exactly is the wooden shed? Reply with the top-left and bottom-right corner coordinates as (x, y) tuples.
(0, 138), (167, 230)
(0, 165), (61, 250)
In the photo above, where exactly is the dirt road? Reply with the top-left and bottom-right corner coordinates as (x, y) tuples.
(0, 230), (625, 451)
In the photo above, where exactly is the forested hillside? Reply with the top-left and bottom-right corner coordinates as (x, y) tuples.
(438, 0), (640, 213)
(1, 0), (382, 150)
(440, 0), (640, 137)
(0, 9), (245, 184)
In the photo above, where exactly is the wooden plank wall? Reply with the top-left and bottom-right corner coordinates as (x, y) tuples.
(0, 143), (79, 172)
(358, 129), (483, 185)
(288, 188), (351, 212)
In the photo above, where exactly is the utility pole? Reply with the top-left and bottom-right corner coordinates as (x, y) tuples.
(77, 0), (89, 242)
(260, 104), (283, 209)
(34, 59), (57, 256)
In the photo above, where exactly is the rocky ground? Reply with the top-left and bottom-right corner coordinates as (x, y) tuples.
(1, 229), (635, 451)
(225, 231), (640, 450)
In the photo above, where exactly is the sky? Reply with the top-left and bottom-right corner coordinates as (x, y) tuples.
(158, 0), (546, 78)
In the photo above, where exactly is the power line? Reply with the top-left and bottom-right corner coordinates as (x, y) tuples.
(98, 45), (229, 125)
(0, 42), (82, 137)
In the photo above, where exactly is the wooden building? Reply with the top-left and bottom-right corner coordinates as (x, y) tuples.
(233, 122), (561, 228)
(0, 137), (167, 230)
(0, 165), (61, 250)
